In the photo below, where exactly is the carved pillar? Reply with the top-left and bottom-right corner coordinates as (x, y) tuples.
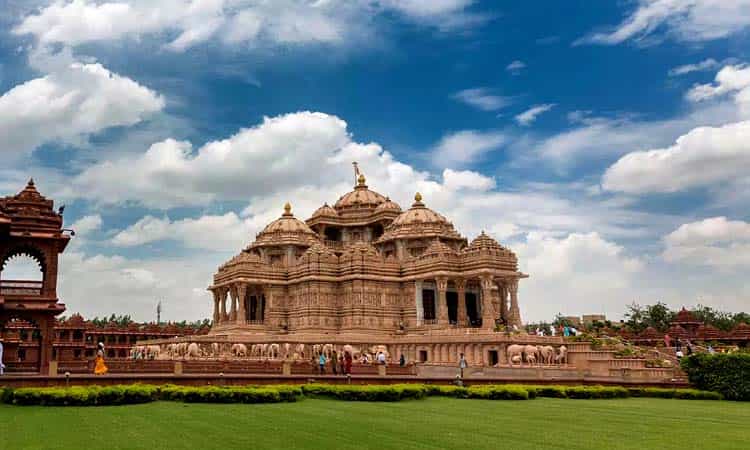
(229, 285), (238, 322)
(456, 279), (467, 327)
(415, 280), (424, 325)
(212, 290), (220, 324)
(219, 288), (228, 323)
(507, 278), (522, 329)
(480, 275), (496, 329)
(436, 277), (448, 325)
(236, 283), (247, 324)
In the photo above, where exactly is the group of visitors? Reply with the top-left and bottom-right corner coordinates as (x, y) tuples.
(533, 325), (578, 337)
(316, 350), (408, 375)
(665, 334), (694, 360)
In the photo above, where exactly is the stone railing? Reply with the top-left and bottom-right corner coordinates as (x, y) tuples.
(0, 279), (42, 296)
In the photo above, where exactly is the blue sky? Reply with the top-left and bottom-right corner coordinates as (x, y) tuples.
(1, 0), (749, 322)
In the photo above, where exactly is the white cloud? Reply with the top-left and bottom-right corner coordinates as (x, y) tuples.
(442, 168), (495, 191)
(515, 232), (643, 320)
(430, 129), (506, 167)
(662, 217), (750, 269)
(686, 64), (750, 115)
(112, 213), (253, 251)
(14, 0), (482, 52)
(70, 214), (103, 235)
(602, 120), (750, 194)
(515, 104), (555, 126)
(669, 58), (720, 76)
(506, 60), (526, 74)
(0, 61), (163, 156)
(452, 88), (512, 112)
(579, 0), (750, 45)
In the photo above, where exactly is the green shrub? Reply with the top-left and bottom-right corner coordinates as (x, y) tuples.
(681, 353), (750, 401)
(564, 386), (629, 399)
(627, 387), (722, 400)
(528, 385), (568, 398)
(423, 385), (469, 398)
(301, 384), (428, 401)
(466, 385), (529, 400)
(6, 385), (159, 406)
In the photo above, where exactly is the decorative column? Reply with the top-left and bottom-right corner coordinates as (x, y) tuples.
(498, 281), (508, 324)
(480, 275), (496, 330)
(415, 280), (424, 325)
(219, 288), (228, 323)
(436, 277), (448, 325)
(236, 283), (247, 324)
(212, 289), (220, 324)
(456, 279), (467, 327)
(507, 278), (522, 329)
(229, 285), (238, 322)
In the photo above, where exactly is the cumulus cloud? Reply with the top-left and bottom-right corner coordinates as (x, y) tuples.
(112, 213), (254, 251)
(686, 64), (750, 114)
(70, 214), (103, 235)
(515, 104), (555, 126)
(452, 88), (512, 112)
(430, 129), (507, 167)
(668, 58), (720, 76)
(0, 62), (164, 156)
(14, 0), (482, 52)
(579, 0), (750, 45)
(662, 217), (750, 269)
(515, 232), (643, 319)
(602, 120), (750, 194)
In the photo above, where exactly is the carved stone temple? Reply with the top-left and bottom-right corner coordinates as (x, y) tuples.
(205, 173), (529, 364)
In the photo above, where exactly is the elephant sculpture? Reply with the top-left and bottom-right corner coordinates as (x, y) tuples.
(523, 345), (539, 364)
(186, 342), (201, 358)
(294, 343), (305, 359)
(539, 345), (555, 364)
(231, 343), (248, 357)
(556, 345), (568, 364)
(267, 343), (280, 359)
(282, 343), (292, 359)
(506, 344), (525, 366)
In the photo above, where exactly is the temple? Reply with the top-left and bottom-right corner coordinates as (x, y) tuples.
(206, 173), (528, 363)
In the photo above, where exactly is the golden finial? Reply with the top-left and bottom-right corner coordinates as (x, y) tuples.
(414, 192), (422, 202)
(283, 202), (292, 215)
(357, 173), (366, 186)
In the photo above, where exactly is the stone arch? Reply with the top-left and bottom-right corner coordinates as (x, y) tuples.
(0, 244), (48, 280)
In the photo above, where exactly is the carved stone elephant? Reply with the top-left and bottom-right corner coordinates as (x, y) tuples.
(556, 345), (568, 364)
(282, 343), (292, 359)
(267, 343), (280, 359)
(231, 343), (248, 357)
(187, 342), (200, 358)
(539, 345), (555, 364)
(523, 345), (539, 365)
(295, 343), (305, 359)
(506, 344), (525, 366)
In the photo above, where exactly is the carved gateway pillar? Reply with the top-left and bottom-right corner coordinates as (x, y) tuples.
(507, 278), (522, 329)
(219, 287), (229, 324)
(456, 279), (467, 327)
(236, 283), (247, 325)
(436, 277), (448, 325)
(229, 285), (238, 322)
(480, 275), (496, 329)
(212, 290), (220, 324)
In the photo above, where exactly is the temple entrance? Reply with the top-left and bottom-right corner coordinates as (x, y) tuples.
(465, 293), (480, 326)
(422, 289), (436, 321)
(246, 295), (265, 322)
(488, 350), (499, 366)
(419, 350), (428, 362)
(446, 292), (458, 324)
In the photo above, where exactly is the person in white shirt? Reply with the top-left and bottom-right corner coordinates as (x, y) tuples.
(0, 339), (5, 375)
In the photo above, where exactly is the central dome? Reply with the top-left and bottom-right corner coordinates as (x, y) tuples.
(333, 174), (387, 213)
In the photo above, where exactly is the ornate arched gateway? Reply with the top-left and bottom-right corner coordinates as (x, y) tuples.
(0, 180), (70, 373)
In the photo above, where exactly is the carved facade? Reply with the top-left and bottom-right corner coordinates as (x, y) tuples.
(209, 174), (527, 342)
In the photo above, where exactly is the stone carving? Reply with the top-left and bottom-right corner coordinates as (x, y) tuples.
(231, 343), (247, 357)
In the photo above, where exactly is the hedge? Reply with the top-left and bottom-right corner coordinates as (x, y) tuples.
(681, 353), (750, 401)
(0, 383), (724, 406)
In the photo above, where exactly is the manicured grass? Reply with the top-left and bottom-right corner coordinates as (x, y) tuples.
(1, 397), (748, 450)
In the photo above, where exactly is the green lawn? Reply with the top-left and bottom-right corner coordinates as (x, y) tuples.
(1, 397), (748, 450)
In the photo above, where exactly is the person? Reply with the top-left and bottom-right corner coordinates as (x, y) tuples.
(570, 327), (579, 337)
(707, 345), (715, 354)
(318, 352), (326, 375)
(331, 350), (338, 375)
(663, 333), (671, 349)
(399, 353), (406, 367)
(339, 354), (345, 375)
(676, 338), (682, 352)
(686, 340), (693, 356)
(550, 326), (556, 337)
(94, 343), (108, 375)
(377, 351), (386, 365)
(344, 351), (352, 375)
(676, 349), (684, 361)
(361, 353), (370, 364)
(563, 326), (570, 337)
(0, 338), (5, 375)
(458, 353), (468, 378)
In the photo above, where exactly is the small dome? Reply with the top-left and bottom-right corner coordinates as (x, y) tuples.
(333, 174), (387, 212)
(375, 197), (401, 213)
(419, 239), (458, 258)
(467, 231), (505, 252)
(311, 203), (338, 218)
(390, 193), (449, 226)
(250, 203), (319, 248)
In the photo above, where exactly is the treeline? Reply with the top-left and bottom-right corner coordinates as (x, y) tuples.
(624, 302), (750, 333)
(58, 314), (211, 329)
